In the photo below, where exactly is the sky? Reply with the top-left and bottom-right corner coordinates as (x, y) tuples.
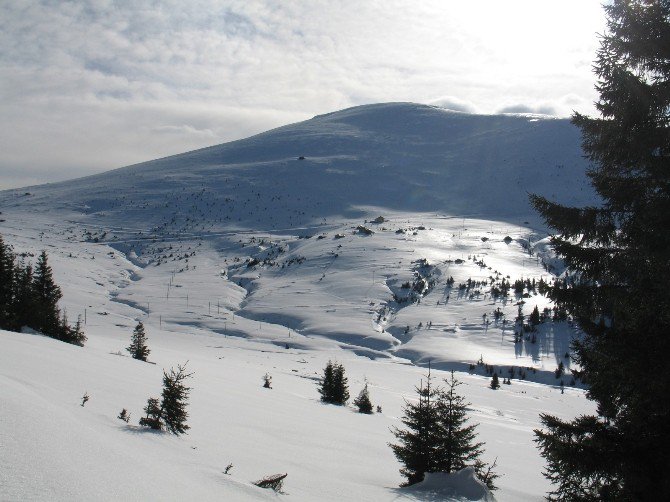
(0, 0), (606, 190)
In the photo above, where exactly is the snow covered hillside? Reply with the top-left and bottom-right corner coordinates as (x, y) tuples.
(0, 103), (597, 500)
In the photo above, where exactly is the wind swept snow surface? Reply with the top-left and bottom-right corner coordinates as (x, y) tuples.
(0, 103), (597, 500)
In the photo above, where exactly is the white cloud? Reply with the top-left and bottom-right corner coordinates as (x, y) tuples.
(0, 0), (606, 189)
(497, 104), (558, 116)
(429, 96), (479, 114)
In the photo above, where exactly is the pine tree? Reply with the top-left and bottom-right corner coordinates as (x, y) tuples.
(318, 360), (336, 402)
(160, 362), (193, 435)
(318, 360), (349, 405)
(353, 381), (373, 414)
(126, 321), (150, 361)
(389, 369), (441, 485)
(332, 362), (349, 405)
(529, 305), (541, 327)
(473, 458), (500, 493)
(139, 397), (163, 430)
(118, 408), (131, 423)
(64, 314), (87, 347)
(32, 251), (62, 338)
(0, 235), (15, 329)
(11, 263), (34, 331)
(531, 2), (670, 499)
(490, 373), (500, 390)
(391, 370), (498, 489)
(435, 371), (485, 474)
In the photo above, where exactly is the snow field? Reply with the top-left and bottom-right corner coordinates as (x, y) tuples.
(0, 103), (600, 500)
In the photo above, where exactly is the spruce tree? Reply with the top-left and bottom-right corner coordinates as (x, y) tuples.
(160, 362), (193, 435)
(139, 397), (163, 430)
(318, 360), (349, 405)
(389, 370), (441, 485)
(490, 373), (500, 390)
(332, 362), (349, 405)
(529, 305), (541, 327)
(353, 381), (373, 414)
(435, 371), (485, 473)
(531, 1), (670, 499)
(435, 372), (498, 490)
(318, 360), (336, 403)
(0, 235), (15, 329)
(127, 321), (150, 361)
(32, 251), (62, 338)
(11, 263), (34, 331)
(391, 370), (498, 489)
(64, 314), (87, 347)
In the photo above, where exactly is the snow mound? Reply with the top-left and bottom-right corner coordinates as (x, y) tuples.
(404, 467), (495, 501)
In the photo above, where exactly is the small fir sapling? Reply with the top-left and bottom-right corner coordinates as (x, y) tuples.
(353, 381), (373, 414)
(262, 373), (272, 389)
(67, 315), (87, 347)
(127, 321), (150, 361)
(160, 362), (193, 435)
(118, 408), (131, 423)
(490, 373), (500, 390)
(139, 397), (162, 430)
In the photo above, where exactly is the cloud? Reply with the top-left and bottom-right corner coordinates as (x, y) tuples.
(429, 96), (479, 114)
(497, 104), (558, 116)
(0, 0), (606, 189)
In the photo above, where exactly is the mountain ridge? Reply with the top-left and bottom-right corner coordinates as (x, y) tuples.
(1, 102), (595, 229)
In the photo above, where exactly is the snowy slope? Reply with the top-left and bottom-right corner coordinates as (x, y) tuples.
(0, 103), (597, 500)
(1, 103), (593, 226)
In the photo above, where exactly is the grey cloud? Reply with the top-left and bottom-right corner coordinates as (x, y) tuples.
(497, 104), (558, 116)
(0, 0), (605, 189)
(429, 96), (479, 114)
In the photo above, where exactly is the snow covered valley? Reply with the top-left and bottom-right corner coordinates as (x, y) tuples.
(1, 103), (597, 501)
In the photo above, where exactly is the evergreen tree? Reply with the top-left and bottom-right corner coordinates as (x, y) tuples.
(435, 372), (485, 474)
(490, 373), (500, 390)
(139, 397), (163, 430)
(473, 458), (500, 493)
(66, 315), (87, 347)
(11, 263), (34, 331)
(0, 235), (15, 329)
(126, 321), (150, 361)
(529, 305), (541, 327)
(389, 369), (441, 485)
(118, 408), (131, 423)
(353, 381), (373, 414)
(32, 251), (62, 337)
(531, 2), (670, 499)
(0, 237), (78, 344)
(58, 313), (86, 347)
(318, 360), (349, 405)
(318, 360), (336, 402)
(390, 369), (497, 489)
(332, 362), (349, 405)
(160, 362), (193, 435)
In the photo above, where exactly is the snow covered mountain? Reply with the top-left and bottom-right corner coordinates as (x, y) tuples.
(0, 103), (597, 501)
(3, 102), (593, 225)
